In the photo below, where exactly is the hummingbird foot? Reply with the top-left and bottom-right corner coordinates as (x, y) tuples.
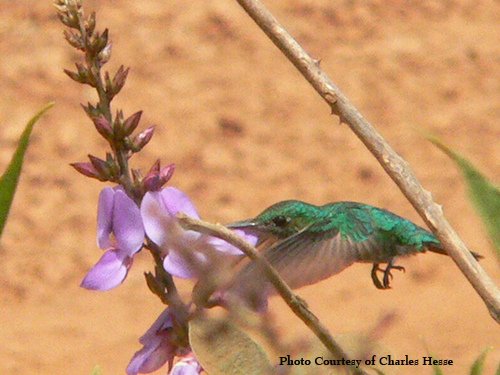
(371, 263), (386, 289)
(382, 260), (405, 289)
(371, 260), (406, 289)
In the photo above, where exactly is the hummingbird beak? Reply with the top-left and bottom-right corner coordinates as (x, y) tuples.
(226, 219), (259, 229)
(227, 219), (276, 248)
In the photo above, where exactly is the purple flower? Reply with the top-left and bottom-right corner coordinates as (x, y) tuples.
(170, 353), (202, 375)
(141, 187), (258, 279)
(81, 187), (145, 290)
(127, 307), (203, 375)
(127, 308), (176, 375)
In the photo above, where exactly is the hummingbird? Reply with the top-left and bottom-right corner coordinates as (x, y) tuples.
(227, 200), (482, 296)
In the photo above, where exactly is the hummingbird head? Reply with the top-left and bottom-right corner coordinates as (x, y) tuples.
(227, 200), (318, 239)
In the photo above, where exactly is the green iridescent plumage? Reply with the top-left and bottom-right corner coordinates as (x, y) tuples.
(229, 200), (481, 293)
(255, 200), (439, 249)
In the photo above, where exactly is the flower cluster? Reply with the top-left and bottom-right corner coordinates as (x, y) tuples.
(82, 186), (257, 291)
(80, 185), (257, 374)
(56, 2), (259, 374)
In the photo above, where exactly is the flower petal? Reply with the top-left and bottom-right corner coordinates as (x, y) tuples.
(141, 191), (171, 246)
(139, 308), (173, 345)
(96, 187), (115, 249)
(127, 332), (174, 375)
(207, 229), (259, 255)
(235, 229), (259, 246)
(170, 354), (202, 375)
(142, 190), (201, 248)
(159, 187), (199, 218)
(80, 248), (132, 291)
(163, 250), (207, 279)
(113, 189), (145, 255)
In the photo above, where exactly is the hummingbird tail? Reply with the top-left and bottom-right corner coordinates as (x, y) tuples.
(426, 243), (483, 261)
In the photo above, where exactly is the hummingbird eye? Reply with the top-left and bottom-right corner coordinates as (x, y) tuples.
(272, 215), (289, 227)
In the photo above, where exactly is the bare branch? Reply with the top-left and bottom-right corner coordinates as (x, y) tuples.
(234, 0), (499, 323)
(178, 214), (370, 375)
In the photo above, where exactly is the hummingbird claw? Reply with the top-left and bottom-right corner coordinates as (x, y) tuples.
(382, 260), (405, 289)
(371, 263), (386, 290)
(371, 261), (405, 289)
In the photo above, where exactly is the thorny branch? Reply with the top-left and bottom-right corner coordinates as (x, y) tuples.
(234, 0), (500, 323)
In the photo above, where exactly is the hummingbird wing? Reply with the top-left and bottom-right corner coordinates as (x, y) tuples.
(233, 220), (383, 293)
(259, 230), (371, 290)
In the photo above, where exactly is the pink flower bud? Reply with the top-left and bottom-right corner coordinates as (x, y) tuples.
(160, 163), (175, 185)
(143, 159), (161, 191)
(88, 154), (111, 179)
(122, 111), (142, 136)
(70, 162), (106, 181)
(92, 115), (113, 139)
(133, 126), (154, 151)
(98, 42), (112, 64)
(112, 65), (129, 96)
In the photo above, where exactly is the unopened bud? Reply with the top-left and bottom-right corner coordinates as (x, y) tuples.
(104, 71), (114, 100)
(64, 62), (91, 84)
(122, 111), (142, 137)
(88, 154), (111, 179)
(70, 162), (107, 181)
(64, 68), (86, 84)
(53, 1), (67, 13)
(109, 110), (124, 139)
(143, 161), (175, 191)
(81, 102), (100, 119)
(143, 160), (161, 191)
(86, 11), (96, 35)
(160, 163), (175, 185)
(98, 42), (112, 64)
(148, 159), (161, 175)
(56, 11), (78, 29)
(92, 115), (113, 139)
(132, 126), (154, 152)
(111, 65), (129, 97)
(131, 168), (143, 185)
(92, 28), (109, 54)
(75, 62), (86, 75)
(63, 29), (84, 50)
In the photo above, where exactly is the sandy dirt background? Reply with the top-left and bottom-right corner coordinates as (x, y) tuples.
(0, 1), (498, 374)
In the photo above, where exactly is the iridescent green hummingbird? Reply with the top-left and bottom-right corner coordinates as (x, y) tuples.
(228, 200), (482, 293)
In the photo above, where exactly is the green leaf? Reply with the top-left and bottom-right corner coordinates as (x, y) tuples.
(422, 347), (444, 375)
(469, 347), (492, 375)
(189, 315), (273, 375)
(431, 362), (445, 375)
(428, 136), (500, 257)
(0, 102), (54, 237)
(90, 365), (102, 375)
(424, 353), (444, 375)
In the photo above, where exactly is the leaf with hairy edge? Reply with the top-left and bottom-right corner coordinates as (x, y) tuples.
(428, 136), (500, 257)
(189, 316), (273, 375)
(0, 103), (54, 237)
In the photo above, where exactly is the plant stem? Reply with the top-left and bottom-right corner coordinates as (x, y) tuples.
(178, 214), (370, 375)
(74, 11), (134, 193)
(234, 0), (500, 323)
